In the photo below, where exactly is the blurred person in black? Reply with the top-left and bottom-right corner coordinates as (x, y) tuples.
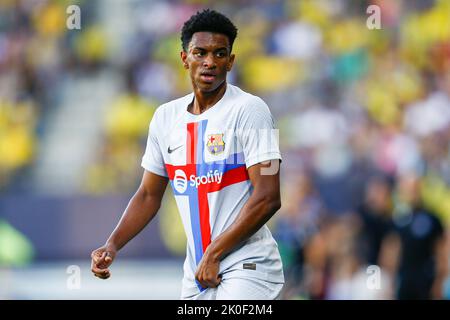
(392, 173), (448, 300)
(354, 175), (396, 267)
(274, 172), (324, 299)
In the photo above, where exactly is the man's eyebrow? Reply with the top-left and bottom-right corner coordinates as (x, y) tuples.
(191, 46), (229, 52)
(192, 46), (206, 51)
(214, 47), (229, 52)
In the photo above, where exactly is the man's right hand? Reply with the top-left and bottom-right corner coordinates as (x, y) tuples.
(91, 245), (116, 280)
(89, 172), (168, 280)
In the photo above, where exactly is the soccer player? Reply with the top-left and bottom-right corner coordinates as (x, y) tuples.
(91, 9), (284, 300)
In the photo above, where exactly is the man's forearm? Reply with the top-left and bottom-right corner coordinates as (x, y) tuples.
(106, 188), (162, 251)
(205, 192), (281, 262)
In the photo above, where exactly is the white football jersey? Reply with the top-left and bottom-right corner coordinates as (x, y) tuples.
(141, 84), (284, 297)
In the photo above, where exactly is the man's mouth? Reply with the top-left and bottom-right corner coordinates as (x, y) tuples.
(200, 72), (217, 83)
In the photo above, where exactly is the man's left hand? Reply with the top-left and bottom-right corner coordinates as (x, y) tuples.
(195, 250), (221, 288)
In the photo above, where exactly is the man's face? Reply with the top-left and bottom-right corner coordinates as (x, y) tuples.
(398, 174), (421, 206)
(181, 32), (235, 93)
(366, 179), (391, 213)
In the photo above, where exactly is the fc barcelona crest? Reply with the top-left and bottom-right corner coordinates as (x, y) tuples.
(207, 133), (225, 155)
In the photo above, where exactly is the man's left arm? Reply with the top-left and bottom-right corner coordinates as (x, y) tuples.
(195, 160), (281, 288)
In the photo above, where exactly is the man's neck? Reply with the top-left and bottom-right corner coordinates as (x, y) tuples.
(190, 81), (227, 115)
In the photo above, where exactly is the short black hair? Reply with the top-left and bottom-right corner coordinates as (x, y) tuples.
(181, 9), (238, 52)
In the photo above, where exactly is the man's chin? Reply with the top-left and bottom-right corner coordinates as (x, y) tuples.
(196, 80), (225, 93)
(198, 84), (218, 93)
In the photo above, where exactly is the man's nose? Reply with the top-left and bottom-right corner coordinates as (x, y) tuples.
(203, 53), (216, 68)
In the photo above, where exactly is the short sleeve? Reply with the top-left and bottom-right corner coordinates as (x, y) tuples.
(237, 97), (282, 169)
(141, 110), (168, 177)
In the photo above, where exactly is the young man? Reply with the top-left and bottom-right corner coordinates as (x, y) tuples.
(91, 9), (284, 300)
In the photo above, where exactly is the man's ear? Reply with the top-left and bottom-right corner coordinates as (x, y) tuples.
(227, 53), (235, 72)
(181, 51), (189, 69)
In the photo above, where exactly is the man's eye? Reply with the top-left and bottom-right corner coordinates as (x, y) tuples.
(195, 52), (205, 57)
(216, 52), (226, 57)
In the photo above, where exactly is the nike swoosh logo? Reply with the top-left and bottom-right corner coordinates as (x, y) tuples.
(168, 145), (183, 154)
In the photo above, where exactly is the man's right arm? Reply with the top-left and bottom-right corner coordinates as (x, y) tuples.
(91, 170), (168, 279)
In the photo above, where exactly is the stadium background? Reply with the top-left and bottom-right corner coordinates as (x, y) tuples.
(1, 0), (450, 299)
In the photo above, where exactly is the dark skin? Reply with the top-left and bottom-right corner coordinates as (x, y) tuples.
(91, 171), (168, 279)
(91, 32), (282, 290)
(181, 32), (235, 114)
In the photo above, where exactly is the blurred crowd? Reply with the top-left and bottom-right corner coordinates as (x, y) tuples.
(274, 172), (447, 299)
(1, 0), (449, 299)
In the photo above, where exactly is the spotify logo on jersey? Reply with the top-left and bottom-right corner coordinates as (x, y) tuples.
(173, 169), (188, 193)
(172, 169), (224, 194)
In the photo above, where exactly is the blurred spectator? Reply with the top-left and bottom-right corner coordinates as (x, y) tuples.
(0, 99), (37, 189)
(354, 175), (396, 267)
(323, 214), (393, 300)
(274, 172), (324, 299)
(392, 173), (448, 299)
(84, 79), (156, 194)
